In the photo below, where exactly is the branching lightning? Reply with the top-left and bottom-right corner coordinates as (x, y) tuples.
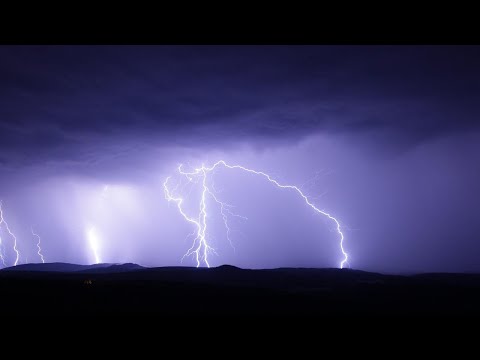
(205, 188), (248, 252)
(0, 201), (20, 266)
(164, 160), (348, 269)
(31, 227), (45, 263)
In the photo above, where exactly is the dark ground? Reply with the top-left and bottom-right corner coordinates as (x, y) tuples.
(1, 263), (480, 317)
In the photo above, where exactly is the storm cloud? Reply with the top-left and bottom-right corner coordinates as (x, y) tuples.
(1, 45), (479, 167)
(1, 45), (479, 272)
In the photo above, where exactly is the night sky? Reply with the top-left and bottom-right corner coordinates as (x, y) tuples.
(0, 45), (479, 273)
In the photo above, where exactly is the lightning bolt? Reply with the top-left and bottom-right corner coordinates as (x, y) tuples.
(31, 227), (45, 264)
(0, 235), (6, 267)
(164, 161), (348, 269)
(164, 171), (215, 267)
(0, 201), (20, 266)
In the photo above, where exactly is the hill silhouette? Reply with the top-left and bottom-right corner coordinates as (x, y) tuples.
(1, 263), (480, 316)
(1, 262), (113, 272)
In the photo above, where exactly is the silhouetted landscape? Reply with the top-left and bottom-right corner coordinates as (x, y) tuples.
(1, 263), (479, 316)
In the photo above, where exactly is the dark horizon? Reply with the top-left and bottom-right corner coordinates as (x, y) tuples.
(1, 45), (479, 273)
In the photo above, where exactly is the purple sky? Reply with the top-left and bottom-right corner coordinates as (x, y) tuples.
(0, 45), (479, 273)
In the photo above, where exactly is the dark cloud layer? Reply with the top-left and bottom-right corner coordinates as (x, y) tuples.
(1, 45), (480, 166)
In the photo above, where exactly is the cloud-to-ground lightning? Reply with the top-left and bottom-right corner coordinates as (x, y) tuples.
(164, 161), (348, 269)
(0, 201), (20, 266)
(0, 235), (6, 267)
(31, 227), (45, 263)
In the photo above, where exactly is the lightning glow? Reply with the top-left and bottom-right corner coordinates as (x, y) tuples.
(164, 161), (348, 269)
(31, 227), (45, 263)
(0, 201), (20, 266)
(84, 185), (110, 265)
(86, 227), (101, 264)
